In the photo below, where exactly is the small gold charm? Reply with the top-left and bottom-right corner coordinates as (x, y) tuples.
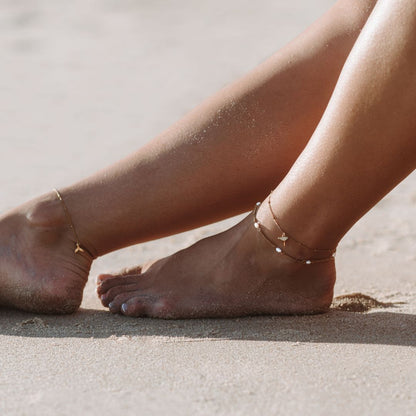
(277, 232), (288, 246)
(253, 201), (335, 265)
(75, 243), (85, 254)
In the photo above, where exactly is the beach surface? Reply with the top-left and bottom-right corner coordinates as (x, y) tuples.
(0, 1), (415, 414)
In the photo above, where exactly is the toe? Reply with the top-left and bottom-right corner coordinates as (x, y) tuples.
(97, 274), (145, 296)
(108, 293), (137, 313)
(96, 274), (114, 285)
(110, 293), (157, 315)
(100, 281), (147, 307)
(96, 265), (143, 284)
(120, 296), (153, 317)
(96, 274), (114, 293)
(120, 296), (178, 319)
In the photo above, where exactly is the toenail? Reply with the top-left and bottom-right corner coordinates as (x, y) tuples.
(108, 302), (114, 309)
(101, 295), (106, 301)
(121, 303), (128, 314)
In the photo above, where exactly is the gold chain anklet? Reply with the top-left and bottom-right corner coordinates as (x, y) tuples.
(53, 188), (92, 257)
(267, 193), (336, 254)
(253, 202), (335, 265)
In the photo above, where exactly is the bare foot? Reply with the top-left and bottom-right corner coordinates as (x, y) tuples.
(0, 193), (94, 314)
(96, 211), (336, 319)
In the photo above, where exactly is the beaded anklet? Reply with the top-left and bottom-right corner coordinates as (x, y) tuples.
(253, 202), (336, 265)
(53, 189), (93, 257)
(267, 193), (336, 254)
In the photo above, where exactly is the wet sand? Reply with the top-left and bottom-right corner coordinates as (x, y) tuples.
(1, 1), (415, 414)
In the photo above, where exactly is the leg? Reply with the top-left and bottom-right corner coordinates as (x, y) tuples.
(0, 0), (376, 313)
(99, 0), (416, 318)
(44, 0), (377, 256)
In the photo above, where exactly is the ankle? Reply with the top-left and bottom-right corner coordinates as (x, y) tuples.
(26, 192), (98, 259)
(255, 199), (337, 263)
(26, 193), (67, 228)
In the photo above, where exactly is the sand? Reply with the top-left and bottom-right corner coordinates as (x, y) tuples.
(0, 1), (415, 415)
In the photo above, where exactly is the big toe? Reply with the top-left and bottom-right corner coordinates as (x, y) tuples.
(121, 296), (177, 319)
(120, 298), (148, 317)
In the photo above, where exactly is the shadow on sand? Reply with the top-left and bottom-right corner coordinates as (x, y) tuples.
(0, 306), (415, 347)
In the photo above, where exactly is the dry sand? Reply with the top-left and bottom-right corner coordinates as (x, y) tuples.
(0, 1), (415, 415)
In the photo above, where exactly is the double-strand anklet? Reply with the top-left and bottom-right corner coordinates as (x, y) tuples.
(267, 193), (336, 255)
(253, 202), (336, 265)
(53, 188), (93, 257)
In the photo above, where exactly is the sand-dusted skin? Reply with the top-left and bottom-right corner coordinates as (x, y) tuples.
(0, 194), (93, 314)
(97, 214), (336, 318)
(97, 0), (416, 318)
(2, 0), (416, 318)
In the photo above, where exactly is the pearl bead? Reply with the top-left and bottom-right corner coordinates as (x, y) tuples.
(254, 222), (260, 229)
(306, 260), (312, 265)
(275, 247), (282, 253)
(256, 202), (261, 206)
